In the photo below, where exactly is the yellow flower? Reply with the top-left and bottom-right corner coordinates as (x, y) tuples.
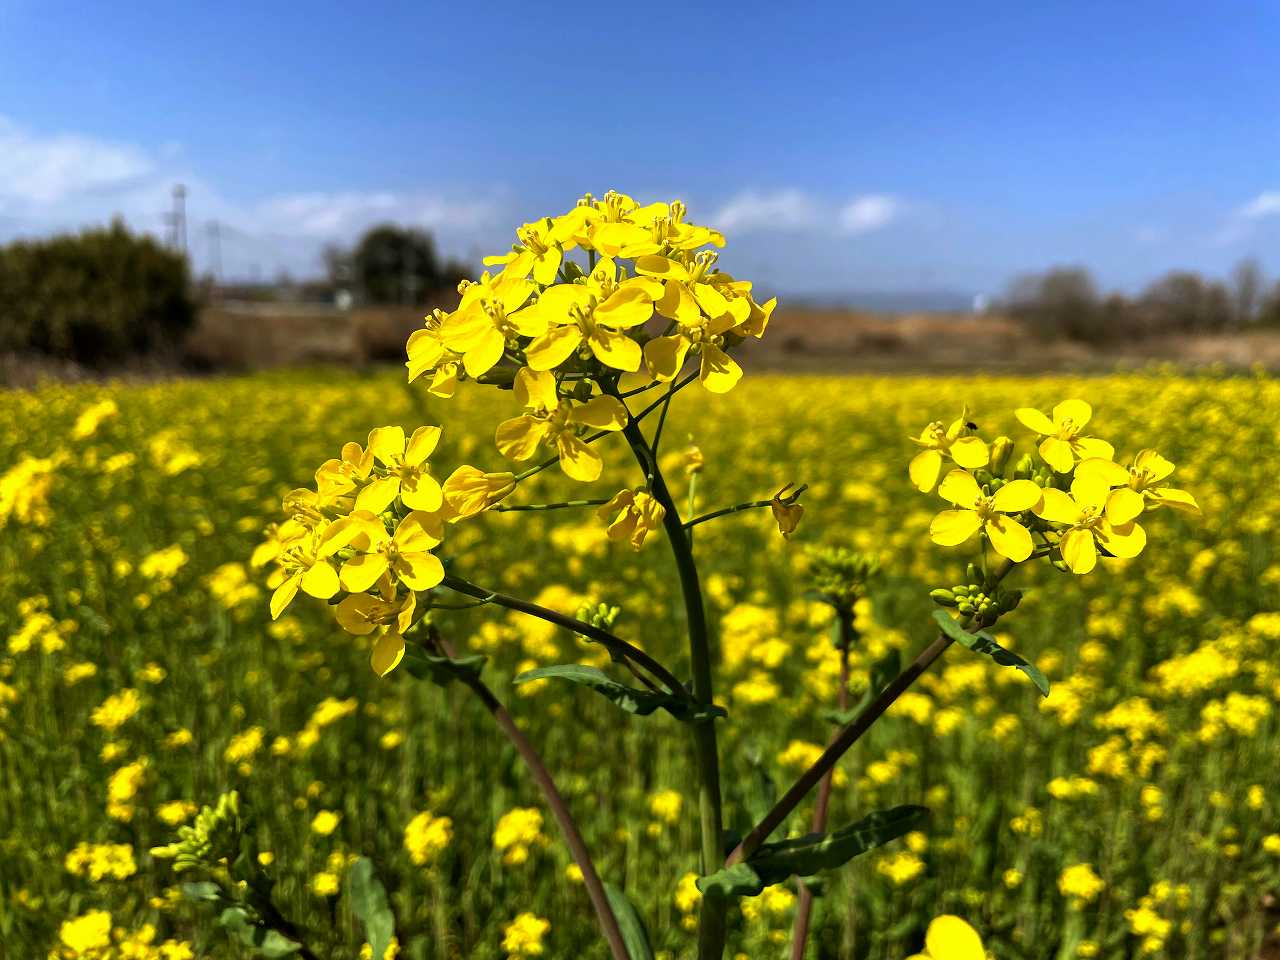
(930, 471), (1043, 561)
(1058, 863), (1105, 904)
(494, 807), (547, 866)
(311, 810), (341, 836)
(641, 269), (746, 393)
(438, 271), (539, 378)
(1015, 399), (1113, 473)
(404, 811), (453, 866)
(334, 511), (445, 594)
(908, 411), (989, 492)
(1034, 476), (1146, 574)
(311, 871), (340, 896)
(72, 398), (118, 439)
(674, 871), (702, 913)
(1075, 449), (1200, 524)
(770, 484), (805, 539)
(441, 464), (517, 518)
(647, 789), (683, 825)
(906, 915), (986, 960)
(597, 487), (666, 549)
(495, 368), (627, 482)
(486, 214), (580, 285)
(356, 425), (444, 514)
(268, 528), (342, 620)
(59, 909), (113, 953)
(90, 688), (142, 732)
(523, 262), (662, 373)
(501, 912), (550, 957)
(335, 585), (415, 637)
(406, 309), (465, 396)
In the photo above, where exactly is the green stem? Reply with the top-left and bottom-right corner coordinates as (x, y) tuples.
(439, 574), (688, 698)
(618, 412), (727, 960)
(429, 629), (630, 960)
(684, 485), (806, 531)
(493, 498), (611, 513)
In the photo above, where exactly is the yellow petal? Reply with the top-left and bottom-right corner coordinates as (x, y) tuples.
(370, 631), (406, 678)
(405, 425), (442, 466)
(949, 435), (989, 469)
(588, 328), (642, 372)
(1098, 520), (1146, 559)
(656, 280), (701, 325)
(699, 343), (741, 394)
(1072, 436), (1115, 462)
(515, 367), (559, 411)
(569, 396), (629, 431)
(394, 551), (445, 591)
(1069, 475), (1109, 511)
(355, 476), (400, 515)
(270, 573), (302, 620)
(633, 254), (690, 281)
(938, 469), (981, 507)
(340, 553), (390, 593)
(393, 511), (444, 552)
(1015, 407), (1056, 435)
(1148, 486), (1200, 514)
(1104, 487), (1145, 525)
(300, 561), (340, 599)
(929, 509), (982, 546)
(991, 479), (1042, 513)
(1052, 398), (1092, 430)
(986, 515), (1033, 562)
(644, 335), (691, 382)
(556, 434), (603, 482)
(1034, 487), (1080, 524)
(924, 915), (986, 960)
(908, 450), (943, 492)
(525, 325), (583, 371)
(1075, 457), (1129, 487)
(594, 286), (655, 329)
(1133, 449), (1175, 483)
(1038, 436), (1075, 473)
(462, 327), (506, 379)
(692, 282), (730, 319)
(367, 425), (406, 465)
(532, 247), (562, 286)
(335, 594), (379, 635)
(1060, 528), (1097, 575)
(495, 416), (550, 461)
(400, 472), (443, 512)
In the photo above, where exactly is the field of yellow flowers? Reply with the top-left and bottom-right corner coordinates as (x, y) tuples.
(1, 366), (1277, 959)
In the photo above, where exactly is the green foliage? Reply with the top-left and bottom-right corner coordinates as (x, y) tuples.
(217, 907), (302, 957)
(349, 859), (396, 960)
(699, 806), (930, 900)
(0, 219), (194, 363)
(932, 609), (1050, 697)
(604, 883), (655, 960)
(400, 645), (487, 687)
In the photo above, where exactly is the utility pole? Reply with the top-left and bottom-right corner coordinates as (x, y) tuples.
(165, 184), (188, 254)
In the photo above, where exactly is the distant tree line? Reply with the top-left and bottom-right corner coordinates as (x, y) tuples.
(1001, 259), (1280, 340)
(322, 225), (470, 306)
(0, 219), (195, 365)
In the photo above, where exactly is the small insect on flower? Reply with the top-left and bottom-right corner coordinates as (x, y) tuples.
(908, 408), (990, 493)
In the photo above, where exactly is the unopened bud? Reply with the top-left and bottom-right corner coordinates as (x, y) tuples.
(1013, 454), (1036, 480)
(990, 436), (1014, 474)
(999, 589), (1023, 613)
(965, 563), (980, 584)
(930, 588), (958, 607)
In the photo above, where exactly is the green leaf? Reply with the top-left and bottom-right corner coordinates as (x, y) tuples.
(823, 649), (900, 724)
(401, 645), (487, 688)
(932, 609), (1050, 697)
(513, 664), (713, 722)
(698, 805), (928, 900)
(179, 881), (223, 903)
(349, 858), (396, 960)
(216, 907), (302, 957)
(604, 883), (655, 960)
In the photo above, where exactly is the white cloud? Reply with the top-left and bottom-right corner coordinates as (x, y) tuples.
(0, 117), (154, 210)
(838, 194), (899, 235)
(712, 189), (819, 232)
(254, 191), (499, 239)
(1239, 191), (1280, 220)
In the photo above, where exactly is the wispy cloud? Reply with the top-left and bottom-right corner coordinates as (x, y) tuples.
(838, 194), (899, 235)
(0, 116), (154, 210)
(1239, 191), (1280, 221)
(712, 189), (819, 232)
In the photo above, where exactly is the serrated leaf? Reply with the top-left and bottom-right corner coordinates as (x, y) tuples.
(216, 907), (302, 957)
(698, 805), (928, 900)
(604, 883), (655, 960)
(514, 664), (711, 722)
(400, 645), (487, 688)
(932, 609), (1050, 697)
(349, 858), (395, 960)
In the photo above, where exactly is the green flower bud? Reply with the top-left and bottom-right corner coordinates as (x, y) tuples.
(965, 563), (981, 584)
(953, 585), (971, 597)
(930, 588), (958, 607)
(1013, 453), (1036, 480)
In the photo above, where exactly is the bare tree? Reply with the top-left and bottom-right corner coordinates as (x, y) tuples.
(1229, 258), (1264, 327)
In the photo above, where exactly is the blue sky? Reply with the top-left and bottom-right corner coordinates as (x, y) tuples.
(1, 0), (1277, 300)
